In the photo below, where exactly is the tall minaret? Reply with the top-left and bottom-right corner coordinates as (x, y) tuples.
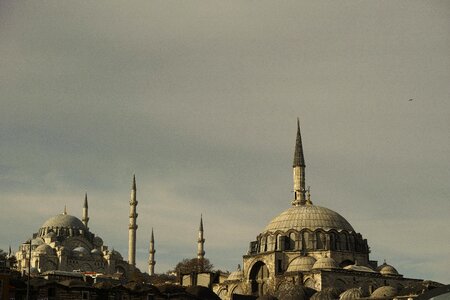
(292, 119), (307, 206)
(197, 215), (205, 265)
(148, 228), (156, 275)
(128, 175), (138, 266)
(82, 193), (89, 229)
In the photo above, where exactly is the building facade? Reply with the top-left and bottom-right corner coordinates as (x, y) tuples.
(215, 120), (426, 299)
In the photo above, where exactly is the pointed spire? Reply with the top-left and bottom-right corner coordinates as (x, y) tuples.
(199, 214), (204, 231)
(132, 174), (136, 190)
(63, 205), (67, 215)
(197, 214), (205, 261)
(292, 118), (307, 206)
(293, 118), (305, 167)
(82, 193), (89, 229)
(151, 228), (154, 243)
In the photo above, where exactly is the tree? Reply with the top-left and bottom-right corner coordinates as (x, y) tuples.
(173, 258), (214, 275)
(0, 249), (6, 262)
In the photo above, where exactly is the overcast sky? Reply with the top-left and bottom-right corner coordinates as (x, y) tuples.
(0, 1), (449, 284)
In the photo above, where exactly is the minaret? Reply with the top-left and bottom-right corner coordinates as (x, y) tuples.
(197, 215), (205, 270)
(148, 228), (156, 275)
(82, 193), (89, 229)
(292, 118), (307, 206)
(128, 175), (138, 267)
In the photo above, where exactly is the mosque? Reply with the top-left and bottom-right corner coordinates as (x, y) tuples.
(214, 120), (428, 299)
(14, 175), (154, 278)
(12, 120), (440, 299)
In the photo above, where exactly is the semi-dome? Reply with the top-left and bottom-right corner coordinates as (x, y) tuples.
(72, 246), (90, 257)
(287, 256), (316, 272)
(35, 244), (55, 255)
(312, 256), (340, 270)
(344, 264), (375, 273)
(91, 248), (102, 256)
(263, 205), (354, 233)
(41, 214), (86, 230)
(31, 237), (45, 246)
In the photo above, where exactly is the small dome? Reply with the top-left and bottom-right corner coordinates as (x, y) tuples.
(311, 288), (341, 300)
(109, 249), (123, 260)
(287, 256), (317, 272)
(312, 256), (340, 270)
(263, 205), (354, 234)
(93, 236), (104, 247)
(72, 246), (90, 257)
(377, 262), (399, 276)
(339, 288), (364, 300)
(35, 244), (55, 255)
(227, 270), (243, 281)
(41, 214), (86, 231)
(370, 286), (397, 298)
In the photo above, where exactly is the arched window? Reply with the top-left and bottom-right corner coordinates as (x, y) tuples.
(276, 234), (282, 251)
(249, 261), (270, 297)
(289, 232), (296, 250)
(316, 231), (325, 249)
(260, 236), (267, 253)
(267, 235), (275, 251)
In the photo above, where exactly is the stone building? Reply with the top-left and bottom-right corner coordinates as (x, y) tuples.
(215, 120), (428, 299)
(15, 176), (140, 278)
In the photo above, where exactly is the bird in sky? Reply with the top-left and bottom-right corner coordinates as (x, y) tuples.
(409, 98), (414, 101)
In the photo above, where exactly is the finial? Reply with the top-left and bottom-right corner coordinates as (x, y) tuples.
(306, 186), (313, 205)
(132, 174), (136, 190)
(84, 192), (88, 208)
(63, 205), (67, 215)
(293, 118), (305, 167)
(237, 264), (241, 271)
(199, 214), (204, 231)
(383, 259), (387, 264)
(151, 228), (154, 242)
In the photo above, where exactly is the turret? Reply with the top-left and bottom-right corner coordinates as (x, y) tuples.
(128, 175), (138, 266)
(292, 118), (308, 206)
(148, 228), (156, 275)
(82, 193), (89, 229)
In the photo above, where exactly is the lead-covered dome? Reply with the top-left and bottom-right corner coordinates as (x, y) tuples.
(263, 205), (354, 233)
(41, 214), (86, 231)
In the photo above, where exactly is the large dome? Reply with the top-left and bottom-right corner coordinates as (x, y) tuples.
(41, 214), (86, 230)
(263, 205), (354, 233)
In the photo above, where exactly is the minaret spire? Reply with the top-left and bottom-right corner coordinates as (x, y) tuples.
(197, 214), (205, 271)
(82, 193), (89, 229)
(149, 228), (156, 275)
(292, 118), (307, 206)
(128, 174), (138, 267)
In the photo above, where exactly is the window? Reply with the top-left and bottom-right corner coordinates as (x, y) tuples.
(82, 291), (90, 300)
(277, 259), (283, 273)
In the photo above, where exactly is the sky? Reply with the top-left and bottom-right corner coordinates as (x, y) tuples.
(0, 1), (449, 284)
